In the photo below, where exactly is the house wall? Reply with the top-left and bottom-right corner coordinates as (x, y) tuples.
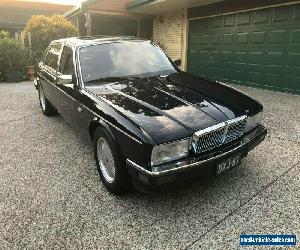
(153, 9), (187, 69)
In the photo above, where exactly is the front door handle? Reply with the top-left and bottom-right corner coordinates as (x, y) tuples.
(77, 106), (83, 112)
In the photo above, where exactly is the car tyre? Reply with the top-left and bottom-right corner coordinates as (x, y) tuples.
(93, 127), (131, 195)
(38, 84), (57, 116)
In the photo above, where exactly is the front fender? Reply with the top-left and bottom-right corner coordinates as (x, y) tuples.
(89, 117), (116, 142)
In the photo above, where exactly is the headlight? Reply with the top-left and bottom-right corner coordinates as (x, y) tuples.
(151, 139), (190, 166)
(245, 112), (263, 132)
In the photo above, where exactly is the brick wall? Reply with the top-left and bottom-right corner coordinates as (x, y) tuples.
(153, 9), (186, 65)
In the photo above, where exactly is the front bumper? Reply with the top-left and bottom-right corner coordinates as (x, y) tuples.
(33, 78), (38, 90)
(126, 125), (267, 190)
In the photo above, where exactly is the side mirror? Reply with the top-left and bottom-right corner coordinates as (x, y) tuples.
(57, 74), (73, 85)
(174, 59), (182, 67)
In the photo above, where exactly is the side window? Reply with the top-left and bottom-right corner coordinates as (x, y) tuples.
(59, 46), (74, 75)
(44, 43), (62, 70)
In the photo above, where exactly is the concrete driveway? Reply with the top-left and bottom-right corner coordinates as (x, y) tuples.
(0, 81), (299, 249)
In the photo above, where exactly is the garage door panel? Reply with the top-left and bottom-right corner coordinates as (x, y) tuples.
(223, 33), (234, 44)
(285, 75), (300, 91)
(211, 34), (221, 44)
(294, 5), (300, 19)
(187, 3), (300, 93)
(252, 31), (266, 44)
(266, 51), (285, 66)
(248, 51), (264, 64)
(247, 64), (265, 72)
(272, 6), (290, 22)
(212, 16), (223, 27)
(248, 71), (263, 83)
(269, 30), (287, 44)
(264, 72), (283, 85)
(198, 34), (210, 45)
(221, 68), (233, 79)
(221, 51), (233, 62)
(254, 10), (269, 24)
(237, 32), (249, 44)
(291, 29), (300, 43)
(288, 52), (300, 67)
(234, 51), (247, 63)
(232, 70), (246, 81)
(224, 15), (235, 26)
(238, 12), (251, 25)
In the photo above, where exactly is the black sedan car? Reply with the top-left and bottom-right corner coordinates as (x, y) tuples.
(34, 36), (267, 194)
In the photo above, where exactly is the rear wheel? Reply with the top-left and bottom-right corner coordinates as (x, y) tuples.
(38, 84), (57, 116)
(93, 127), (131, 195)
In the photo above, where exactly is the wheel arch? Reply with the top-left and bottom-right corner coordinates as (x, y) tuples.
(89, 118), (116, 142)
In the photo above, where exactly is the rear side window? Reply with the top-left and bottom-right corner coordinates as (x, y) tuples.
(59, 46), (74, 75)
(44, 43), (62, 70)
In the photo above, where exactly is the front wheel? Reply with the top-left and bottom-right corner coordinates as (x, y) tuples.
(93, 127), (131, 195)
(38, 84), (57, 116)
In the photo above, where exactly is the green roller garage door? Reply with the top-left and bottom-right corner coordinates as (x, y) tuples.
(187, 4), (300, 94)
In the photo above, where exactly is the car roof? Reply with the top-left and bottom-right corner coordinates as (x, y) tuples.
(52, 36), (148, 47)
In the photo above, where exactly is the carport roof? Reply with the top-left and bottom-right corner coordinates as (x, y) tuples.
(127, 0), (224, 14)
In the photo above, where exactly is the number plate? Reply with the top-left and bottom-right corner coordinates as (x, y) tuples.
(216, 154), (242, 175)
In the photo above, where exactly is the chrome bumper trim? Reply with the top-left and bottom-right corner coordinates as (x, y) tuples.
(127, 138), (251, 177)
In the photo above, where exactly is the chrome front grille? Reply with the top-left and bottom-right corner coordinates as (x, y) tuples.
(193, 116), (247, 154)
(225, 118), (247, 144)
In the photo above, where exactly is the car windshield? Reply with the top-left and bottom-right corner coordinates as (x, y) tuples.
(79, 41), (178, 85)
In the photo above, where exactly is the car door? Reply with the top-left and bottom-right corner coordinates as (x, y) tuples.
(53, 44), (78, 125)
(39, 42), (62, 104)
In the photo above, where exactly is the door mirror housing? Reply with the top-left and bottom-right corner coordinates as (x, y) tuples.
(174, 59), (182, 67)
(57, 74), (73, 85)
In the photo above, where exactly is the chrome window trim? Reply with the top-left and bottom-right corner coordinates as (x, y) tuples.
(75, 46), (84, 88)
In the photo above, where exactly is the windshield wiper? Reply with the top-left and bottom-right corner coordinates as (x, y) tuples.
(85, 76), (142, 84)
